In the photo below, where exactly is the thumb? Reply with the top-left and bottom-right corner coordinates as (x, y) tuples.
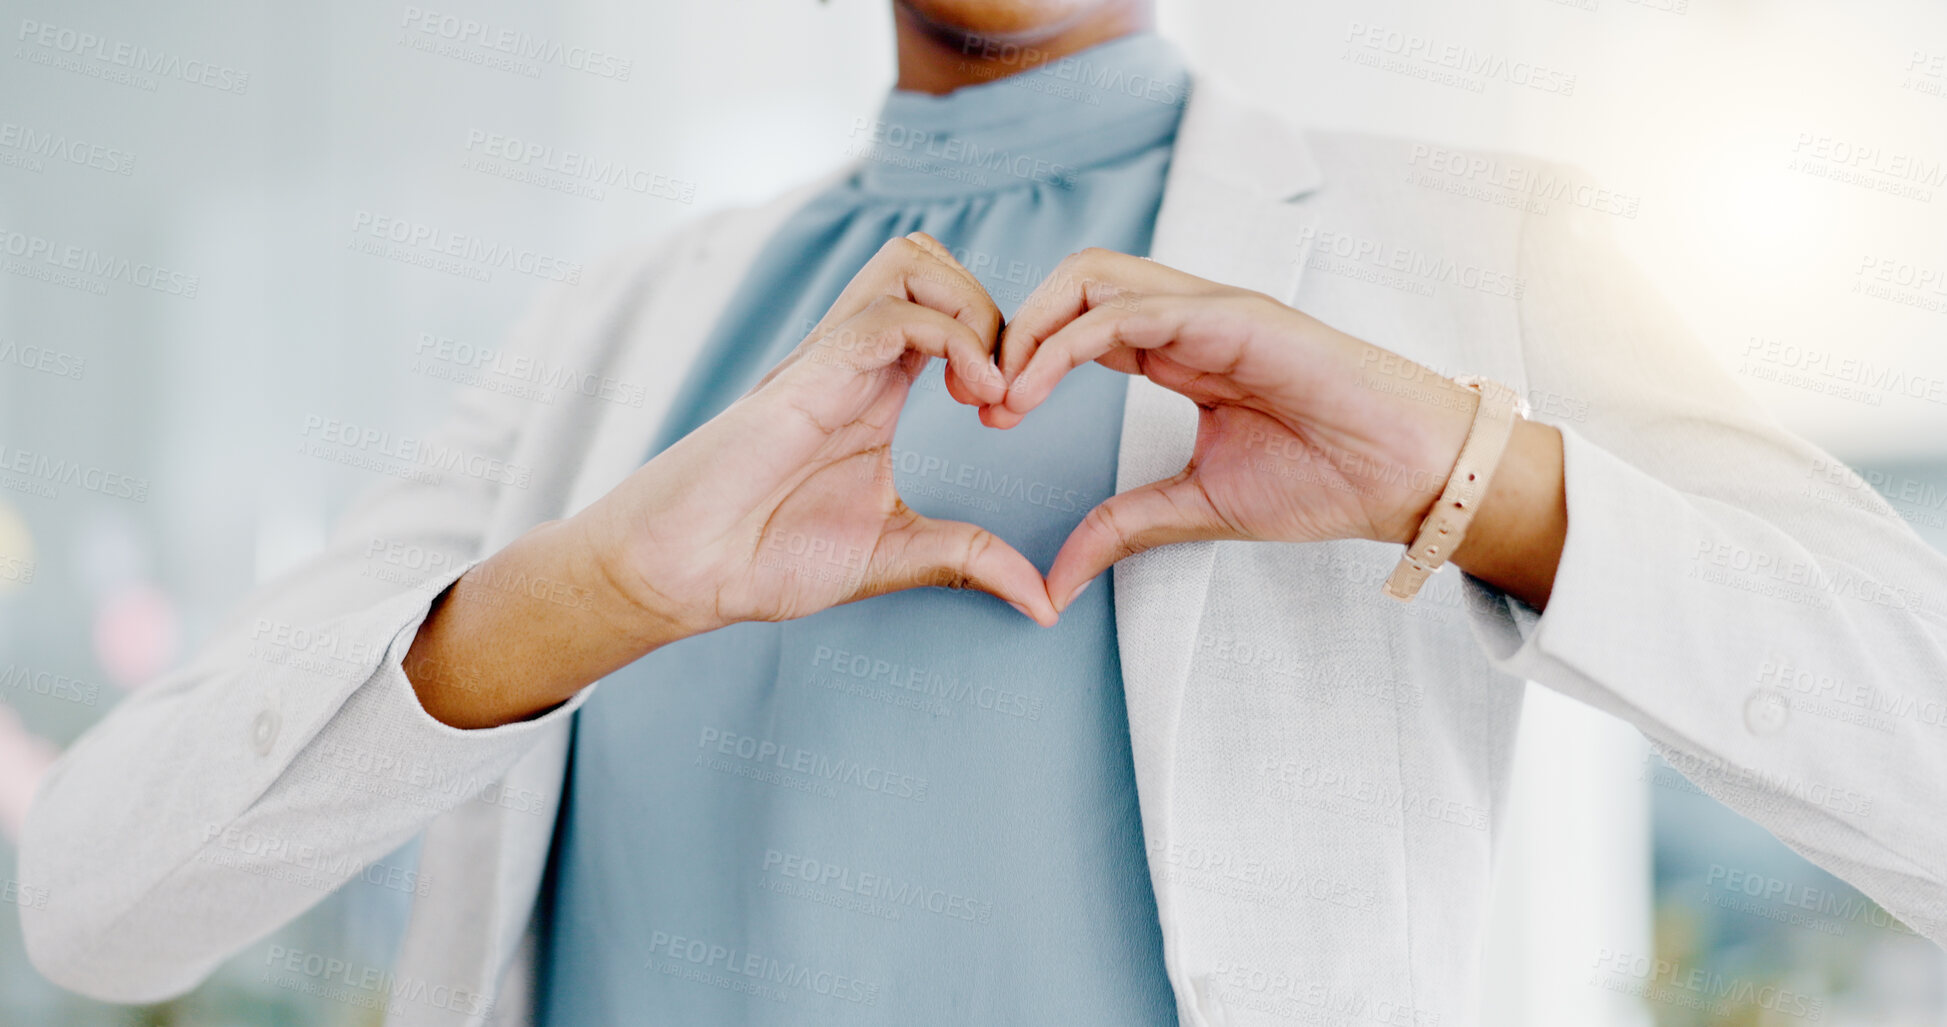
(868, 510), (1059, 626)
(1045, 471), (1231, 612)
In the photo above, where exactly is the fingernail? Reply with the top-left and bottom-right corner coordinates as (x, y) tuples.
(1060, 578), (1092, 611)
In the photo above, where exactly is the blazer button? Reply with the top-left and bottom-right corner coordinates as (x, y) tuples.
(251, 709), (281, 755)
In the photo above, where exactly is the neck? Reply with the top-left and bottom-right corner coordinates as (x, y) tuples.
(892, 2), (1153, 95)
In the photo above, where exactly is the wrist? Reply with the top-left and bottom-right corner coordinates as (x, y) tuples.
(1376, 375), (1481, 546)
(1447, 418), (1567, 608)
(1376, 373), (1564, 608)
(558, 509), (708, 652)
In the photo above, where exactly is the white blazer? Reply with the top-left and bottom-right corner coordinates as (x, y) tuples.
(22, 72), (1947, 1027)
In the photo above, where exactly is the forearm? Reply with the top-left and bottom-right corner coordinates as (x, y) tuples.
(405, 517), (689, 729)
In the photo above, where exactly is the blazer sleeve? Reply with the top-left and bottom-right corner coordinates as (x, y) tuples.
(17, 225), (700, 1003)
(1461, 172), (1947, 942)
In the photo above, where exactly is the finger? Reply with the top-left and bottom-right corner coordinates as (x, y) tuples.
(896, 231), (999, 339)
(801, 296), (1004, 406)
(1044, 471), (1236, 612)
(811, 234), (1005, 400)
(901, 229), (957, 267)
(871, 511), (1059, 626)
(999, 248), (1214, 383)
(899, 232), (1009, 400)
(978, 401), (1026, 431)
(828, 234), (1002, 350)
(1004, 295), (1196, 416)
(823, 235), (993, 331)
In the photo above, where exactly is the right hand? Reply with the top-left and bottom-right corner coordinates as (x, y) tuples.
(573, 232), (1059, 640)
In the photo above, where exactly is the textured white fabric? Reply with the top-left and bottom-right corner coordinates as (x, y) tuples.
(21, 73), (1947, 1027)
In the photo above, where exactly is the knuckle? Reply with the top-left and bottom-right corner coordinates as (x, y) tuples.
(1085, 504), (1141, 561)
(881, 235), (925, 263)
(1054, 249), (1092, 275)
(860, 294), (907, 320)
(1241, 289), (1284, 312)
(1082, 502), (1119, 538)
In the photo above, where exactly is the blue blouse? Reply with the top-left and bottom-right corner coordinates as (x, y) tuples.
(538, 33), (1190, 1026)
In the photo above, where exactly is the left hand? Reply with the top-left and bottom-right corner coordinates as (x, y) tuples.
(987, 247), (1484, 611)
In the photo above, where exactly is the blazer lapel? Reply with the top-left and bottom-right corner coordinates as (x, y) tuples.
(1116, 71), (1325, 956)
(562, 168), (858, 517)
(439, 167), (859, 1007)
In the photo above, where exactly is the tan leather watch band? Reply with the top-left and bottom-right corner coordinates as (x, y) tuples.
(1382, 376), (1525, 602)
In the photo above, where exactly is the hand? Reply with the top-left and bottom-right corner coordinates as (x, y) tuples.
(991, 247), (1560, 611)
(578, 232), (1058, 636)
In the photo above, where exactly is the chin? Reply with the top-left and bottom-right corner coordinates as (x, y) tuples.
(897, 0), (1125, 43)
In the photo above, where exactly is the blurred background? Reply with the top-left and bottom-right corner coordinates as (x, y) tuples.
(3, 0), (1945, 1023)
